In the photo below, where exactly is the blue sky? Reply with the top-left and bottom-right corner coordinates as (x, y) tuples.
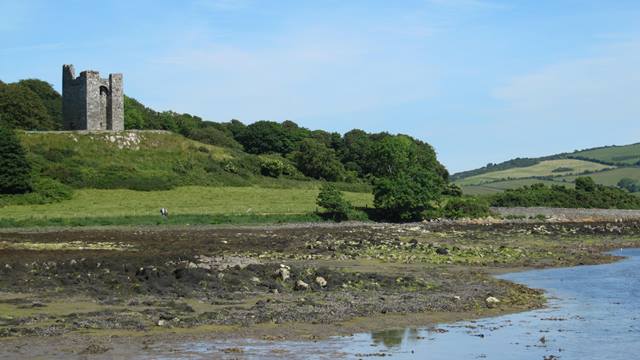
(2, 0), (640, 172)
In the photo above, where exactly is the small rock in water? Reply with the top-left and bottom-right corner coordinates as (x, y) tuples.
(295, 280), (309, 291)
(315, 276), (327, 287)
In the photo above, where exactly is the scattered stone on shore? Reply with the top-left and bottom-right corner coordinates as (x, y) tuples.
(436, 247), (449, 255)
(274, 265), (291, 281)
(485, 296), (500, 307)
(251, 276), (261, 283)
(295, 280), (309, 291)
(157, 319), (167, 326)
(315, 276), (327, 287)
(79, 344), (111, 355)
(187, 262), (198, 269)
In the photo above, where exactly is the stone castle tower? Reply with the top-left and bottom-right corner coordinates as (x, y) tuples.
(62, 64), (124, 131)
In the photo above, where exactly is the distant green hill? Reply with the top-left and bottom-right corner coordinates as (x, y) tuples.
(454, 143), (640, 195)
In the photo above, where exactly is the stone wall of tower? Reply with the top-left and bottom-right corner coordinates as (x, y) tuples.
(62, 64), (124, 131)
(62, 65), (87, 130)
(109, 74), (124, 131)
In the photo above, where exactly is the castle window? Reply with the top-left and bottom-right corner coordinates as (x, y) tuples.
(99, 86), (110, 96)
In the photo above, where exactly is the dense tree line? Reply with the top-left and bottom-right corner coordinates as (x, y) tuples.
(491, 177), (640, 209)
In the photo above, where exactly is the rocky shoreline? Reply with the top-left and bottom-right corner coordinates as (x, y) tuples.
(1, 217), (639, 358)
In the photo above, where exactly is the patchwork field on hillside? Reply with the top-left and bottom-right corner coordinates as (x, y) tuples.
(455, 159), (612, 186)
(460, 179), (571, 196)
(571, 143), (640, 165)
(560, 167), (640, 186)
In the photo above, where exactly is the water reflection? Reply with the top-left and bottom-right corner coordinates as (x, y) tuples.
(145, 248), (640, 360)
(370, 328), (416, 348)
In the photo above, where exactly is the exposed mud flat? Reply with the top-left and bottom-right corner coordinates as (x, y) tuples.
(0, 219), (639, 358)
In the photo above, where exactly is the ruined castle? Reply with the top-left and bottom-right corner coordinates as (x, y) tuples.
(62, 64), (124, 131)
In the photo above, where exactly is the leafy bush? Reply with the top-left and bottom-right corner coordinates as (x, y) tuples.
(617, 178), (639, 193)
(316, 183), (366, 221)
(440, 197), (490, 219)
(259, 157), (295, 177)
(30, 177), (73, 202)
(187, 126), (243, 150)
(551, 167), (574, 173)
(0, 177), (72, 206)
(491, 177), (640, 209)
(0, 125), (32, 194)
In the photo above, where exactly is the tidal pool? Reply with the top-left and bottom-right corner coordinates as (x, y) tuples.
(146, 248), (640, 359)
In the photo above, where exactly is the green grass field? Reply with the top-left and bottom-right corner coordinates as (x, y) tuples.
(455, 159), (612, 186)
(560, 167), (640, 187)
(571, 143), (640, 165)
(0, 186), (374, 224)
(461, 178), (572, 196)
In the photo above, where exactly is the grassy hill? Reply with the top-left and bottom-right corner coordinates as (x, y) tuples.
(20, 130), (369, 192)
(454, 142), (640, 195)
(0, 130), (374, 227)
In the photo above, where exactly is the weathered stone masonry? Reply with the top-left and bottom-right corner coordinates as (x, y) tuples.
(62, 64), (123, 131)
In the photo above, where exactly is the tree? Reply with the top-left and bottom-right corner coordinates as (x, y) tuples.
(16, 79), (63, 128)
(339, 129), (373, 176)
(316, 183), (352, 221)
(236, 121), (296, 154)
(124, 96), (147, 129)
(0, 83), (55, 130)
(0, 124), (32, 194)
(367, 135), (447, 180)
(224, 119), (246, 138)
(575, 177), (596, 192)
(292, 138), (346, 181)
(617, 178), (639, 193)
(373, 167), (445, 221)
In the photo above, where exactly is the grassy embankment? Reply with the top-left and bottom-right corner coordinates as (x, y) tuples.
(0, 131), (374, 227)
(0, 186), (373, 228)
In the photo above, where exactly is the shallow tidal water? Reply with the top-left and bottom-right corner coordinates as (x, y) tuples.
(146, 248), (640, 359)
